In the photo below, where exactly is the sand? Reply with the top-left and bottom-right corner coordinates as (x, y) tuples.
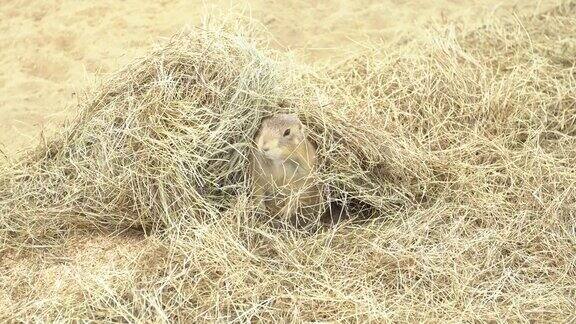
(0, 0), (556, 156)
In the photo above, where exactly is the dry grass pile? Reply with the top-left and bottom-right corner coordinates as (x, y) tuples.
(1, 3), (575, 322)
(0, 21), (307, 243)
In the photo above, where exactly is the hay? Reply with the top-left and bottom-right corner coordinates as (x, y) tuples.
(0, 19), (414, 245)
(1, 3), (575, 322)
(0, 21), (310, 244)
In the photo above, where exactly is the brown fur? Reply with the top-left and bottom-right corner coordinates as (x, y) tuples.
(249, 114), (322, 228)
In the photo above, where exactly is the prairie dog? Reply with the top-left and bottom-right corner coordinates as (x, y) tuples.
(249, 114), (321, 227)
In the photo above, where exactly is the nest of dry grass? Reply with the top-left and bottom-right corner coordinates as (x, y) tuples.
(1, 3), (575, 322)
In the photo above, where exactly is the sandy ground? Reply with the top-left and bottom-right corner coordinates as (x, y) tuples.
(0, 0), (560, 318)
(0, 0), (556, 157)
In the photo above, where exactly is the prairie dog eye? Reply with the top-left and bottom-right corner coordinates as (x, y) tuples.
(283, 128), (291, 137)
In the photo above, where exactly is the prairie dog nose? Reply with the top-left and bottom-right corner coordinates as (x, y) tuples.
(259, 139), (277, 153)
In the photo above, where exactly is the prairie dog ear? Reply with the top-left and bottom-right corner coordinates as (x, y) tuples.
(298, 117), (307, 129)
(254, 118), (267, 139)
(256, 116), (272, 135)
(295, 123), (307, 141)
(260, 115), (272, 125)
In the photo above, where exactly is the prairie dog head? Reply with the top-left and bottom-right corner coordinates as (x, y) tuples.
(255, 114), (305, 161)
